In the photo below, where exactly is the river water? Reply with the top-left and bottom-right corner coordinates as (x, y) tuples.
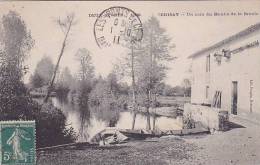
(50, 97), (182, 142)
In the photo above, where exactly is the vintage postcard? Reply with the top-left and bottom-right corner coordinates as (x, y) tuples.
(0, 1), (260, 165)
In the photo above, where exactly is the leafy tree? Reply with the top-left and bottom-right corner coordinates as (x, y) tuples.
(55, 67), (74, 100)
(73, 48), (95, 107)
(72, 48), (95, 140)
(107, 72), (120, 96)
(30, 56), (54, 88)
(89, 77), (108, 106)
(136, 16), (174, 98)
(0, 11), (34, 119)
(134, 16), (175, 129)
(75, 48), (94, 81)
(0, 11), (76, 148)
(89, 73), (129, 109)
(35, 102), (77, 148)
(162, 84), (176, 96)
(58, 67), (73, 87)
(29, 73), (45, 88)
(116, 16), (175, 130)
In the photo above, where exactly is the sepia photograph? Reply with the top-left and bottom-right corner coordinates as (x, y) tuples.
(0, 1), (260, 165)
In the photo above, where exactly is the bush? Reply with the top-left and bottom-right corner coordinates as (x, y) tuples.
(183, 113), (195, 129)
(0, 82), (77, 148)
(55, 84), (70, 101)
(35, 102), (77, 148)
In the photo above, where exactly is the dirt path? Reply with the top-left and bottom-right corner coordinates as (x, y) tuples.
(184, 115), (260, 165)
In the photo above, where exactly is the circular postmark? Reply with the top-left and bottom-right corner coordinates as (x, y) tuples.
(94, 6), (143, 48)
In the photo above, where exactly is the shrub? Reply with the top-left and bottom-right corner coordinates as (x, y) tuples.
(0, 82), (77, 148)
(35, 102), (77, 148)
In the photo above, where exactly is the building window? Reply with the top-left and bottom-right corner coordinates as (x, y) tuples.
(206, 55), (210, 72)
(206, 86), (209, 99)
(250, 80), (253, 113)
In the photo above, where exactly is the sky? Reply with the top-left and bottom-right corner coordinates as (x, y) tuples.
(0, 1), (260, 86)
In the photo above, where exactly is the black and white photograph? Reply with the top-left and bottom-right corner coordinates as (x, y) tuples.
(0, 1), (260, 165)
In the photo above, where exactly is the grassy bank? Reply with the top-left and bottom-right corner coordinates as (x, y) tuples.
(37, 136), (199, 165)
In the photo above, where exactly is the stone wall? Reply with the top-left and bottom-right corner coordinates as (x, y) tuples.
(184, 103), (229, 131)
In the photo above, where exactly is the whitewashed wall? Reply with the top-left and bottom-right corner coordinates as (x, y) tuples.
(191, 32), (260, 114)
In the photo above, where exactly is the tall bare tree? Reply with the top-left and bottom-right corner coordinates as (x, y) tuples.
(44, 13), (76, 103)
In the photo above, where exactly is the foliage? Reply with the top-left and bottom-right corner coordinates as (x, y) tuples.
(35, 102), (77, 148)
(55, 67), (74, 100)
(73, 47), (95, 109)
(29, 72), (45, 89)
(118, 16), (174, 103)
(0, 11), (76, 148)
(135, 16), (174, 95)
(0, 11), (34, 76)
(30, 56), (54, 88)
(75, 48), (95, 81)
(115, 16), (175, 129)
(88, 73), (129, 126)
(89, 73), (129, 109)
(57, 67), (73, 87)
(0, 10), (34, 119)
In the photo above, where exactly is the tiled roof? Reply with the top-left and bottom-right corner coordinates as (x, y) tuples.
(188, 22), (260, 59)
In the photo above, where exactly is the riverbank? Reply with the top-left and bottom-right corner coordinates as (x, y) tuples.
(37, 113), (260, 165)
(37, 136), (199, 165)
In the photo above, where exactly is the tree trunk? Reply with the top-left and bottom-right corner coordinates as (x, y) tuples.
(44, 17), (73, 103)
(131, 42), (137, 130)
(131, 112), (136, 130)
(146, 107), (151, 130)
(146, 90), (151, 130)
(152, 114), (156, 130)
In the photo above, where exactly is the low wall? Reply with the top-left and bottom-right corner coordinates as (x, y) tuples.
(183, 103), (229, 131)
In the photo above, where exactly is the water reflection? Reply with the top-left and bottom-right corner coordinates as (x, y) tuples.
(116, 112), (182, 130)
(51, 97), (182, 142)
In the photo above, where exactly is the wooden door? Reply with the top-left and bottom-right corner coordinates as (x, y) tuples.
(231, 81), (238, 115)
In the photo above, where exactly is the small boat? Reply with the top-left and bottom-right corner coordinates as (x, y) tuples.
(89, 125), (209, 145)
(89, 127), (161, 145)
(89, 127), (129, 145)
(119, 129), (161, 140)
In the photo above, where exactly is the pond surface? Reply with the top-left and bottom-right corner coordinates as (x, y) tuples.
(51, 97), (182, 142)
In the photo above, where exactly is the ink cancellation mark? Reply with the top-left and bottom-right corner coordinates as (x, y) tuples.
(0, 121), (36, 165)
(94, 6), (143, 48)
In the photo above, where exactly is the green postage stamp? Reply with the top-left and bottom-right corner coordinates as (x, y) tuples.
(0, 121), (36, 165)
